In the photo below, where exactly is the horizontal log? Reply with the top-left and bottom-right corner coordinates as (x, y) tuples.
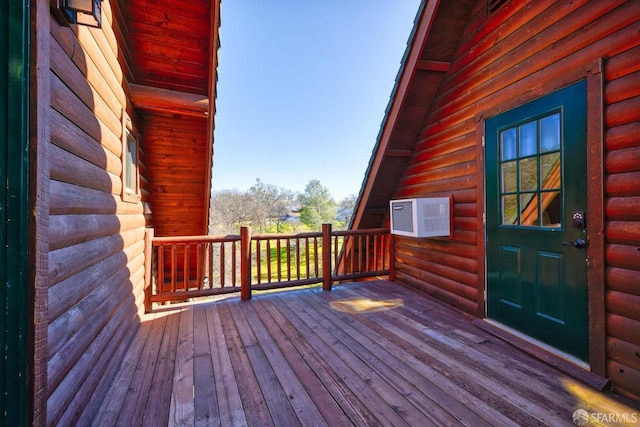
(604, 70), (640, 104)
(56, 301), (137, 426)
(455, 217), (477, 231)
(396, 246), (477, 276)
(50, 72), (112, 145)
(400, 174), (477, 196)
(47, 284), (138, 425)
(451, 0), (568, 78)
(605, 145), (640, 174)
(605, 44), (640, 81)
(605, 95), (640, 128)
(50, 143), (120, 195)
(399, 160), (476, 188)
(50, 30), (123, 121)
(76, 20), (129, 105)
(454, 202), (477, 218)
(395, 237), (478, 261)
(605, 221), (640, 246)
(606, 290), (640, 322)
(606, 336), (640, 372)
(48, 250), (128, 322)
(605, 267), (640, 297)
(50, 180), (143, 215)
(605, 244), (640, 271)
(50, 107), (121, 171)
(50, 213), (146, 251)
(605, 171), (640, 197)
(425, 0), (636, 136)
(606, 360), (640, 398)
(605, 196), (640, 220)
(607, 313), (640, 346)
(605, 122), (640, 152)
(395, 250), (478, 288)
(49, 228), (145, 285)
(47, 251), (144, 360)
(404, 145), (476, 177)
(51, 65), (122, 139)
(130, 83), (209, 117)
(396, 271), (478, 315)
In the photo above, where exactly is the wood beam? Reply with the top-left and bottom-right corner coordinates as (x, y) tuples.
(129, 83), (209, 118)
(416, 60), (451, 72)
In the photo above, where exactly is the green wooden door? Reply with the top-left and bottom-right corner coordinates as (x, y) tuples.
(485, 81), (589, 362)
(1, 0), (30, 424)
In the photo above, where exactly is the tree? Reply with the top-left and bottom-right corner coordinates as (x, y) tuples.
(209, 189), (255, 233)
(336, 194), (357, 228)
(248, 179), (295, 232)
(299, 179), (337, 230)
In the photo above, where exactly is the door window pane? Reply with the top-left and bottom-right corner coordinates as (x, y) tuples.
(519, 157), (538, 192)
(519, 121), (537, 157)
(541, 113), (560, 152)
(541, 191), (562, 227)
(520, 193), (538, 226)
(501, 161), (517, 193)
(502, 195), (518, 225)
(501, 128), (517, 161)
(540, 153), (560, 190)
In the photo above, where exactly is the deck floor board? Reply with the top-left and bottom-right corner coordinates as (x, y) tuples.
(94, 281), (638, 426)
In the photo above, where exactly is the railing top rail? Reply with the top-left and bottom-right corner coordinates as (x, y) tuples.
(332, 228), (390, 237)
(153, 234), (241, 245)
(151, 228), (391, 245)
(251, 231), (323, 240)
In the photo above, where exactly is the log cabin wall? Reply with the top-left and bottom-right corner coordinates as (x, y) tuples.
(44, 2), (147, 424)
(141, 112), (208, 237)
(390, 0), (640, 401)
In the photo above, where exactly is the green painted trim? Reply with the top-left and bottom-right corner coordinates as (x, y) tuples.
(1, 0), (30, 425)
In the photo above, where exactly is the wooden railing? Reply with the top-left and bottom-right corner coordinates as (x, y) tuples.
(143, 225), (391, 311)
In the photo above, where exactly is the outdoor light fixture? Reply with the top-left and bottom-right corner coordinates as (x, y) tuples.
(52, 0), (102, 28)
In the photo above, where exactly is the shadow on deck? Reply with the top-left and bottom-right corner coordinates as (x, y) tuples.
(93, 281), (638, 426)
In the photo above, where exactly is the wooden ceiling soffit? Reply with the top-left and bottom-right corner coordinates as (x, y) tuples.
(129, 83), (209, 118)
(417, 60), (450, 72)
(386, 149), (412, 158)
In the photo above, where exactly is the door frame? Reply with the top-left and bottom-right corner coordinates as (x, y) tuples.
(475, 59), (605, 375)
(1, 0), (31, 424)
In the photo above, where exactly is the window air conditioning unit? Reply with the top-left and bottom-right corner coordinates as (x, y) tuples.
(389, 197), (452, 238)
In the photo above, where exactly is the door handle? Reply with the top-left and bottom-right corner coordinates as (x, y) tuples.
(561, 239), (587, 249)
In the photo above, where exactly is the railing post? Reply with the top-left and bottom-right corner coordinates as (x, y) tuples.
(240, 226), (252, 301)
(143, 227), (154, 313)
(388, 233), (395, 282)
(322, 223), (332, 291)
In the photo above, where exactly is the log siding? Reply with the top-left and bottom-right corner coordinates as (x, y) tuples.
(43, 3), (147, 424)
(390, 0), (640, 401)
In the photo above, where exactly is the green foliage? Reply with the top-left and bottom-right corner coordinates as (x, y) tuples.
(210, 178), (355, 234)
(299, 179), (338, 229)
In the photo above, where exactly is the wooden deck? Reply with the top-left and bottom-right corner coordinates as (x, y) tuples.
(93, 281), (638, 426)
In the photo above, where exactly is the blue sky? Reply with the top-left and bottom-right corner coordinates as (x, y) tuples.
(211, 1), (422, 202)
